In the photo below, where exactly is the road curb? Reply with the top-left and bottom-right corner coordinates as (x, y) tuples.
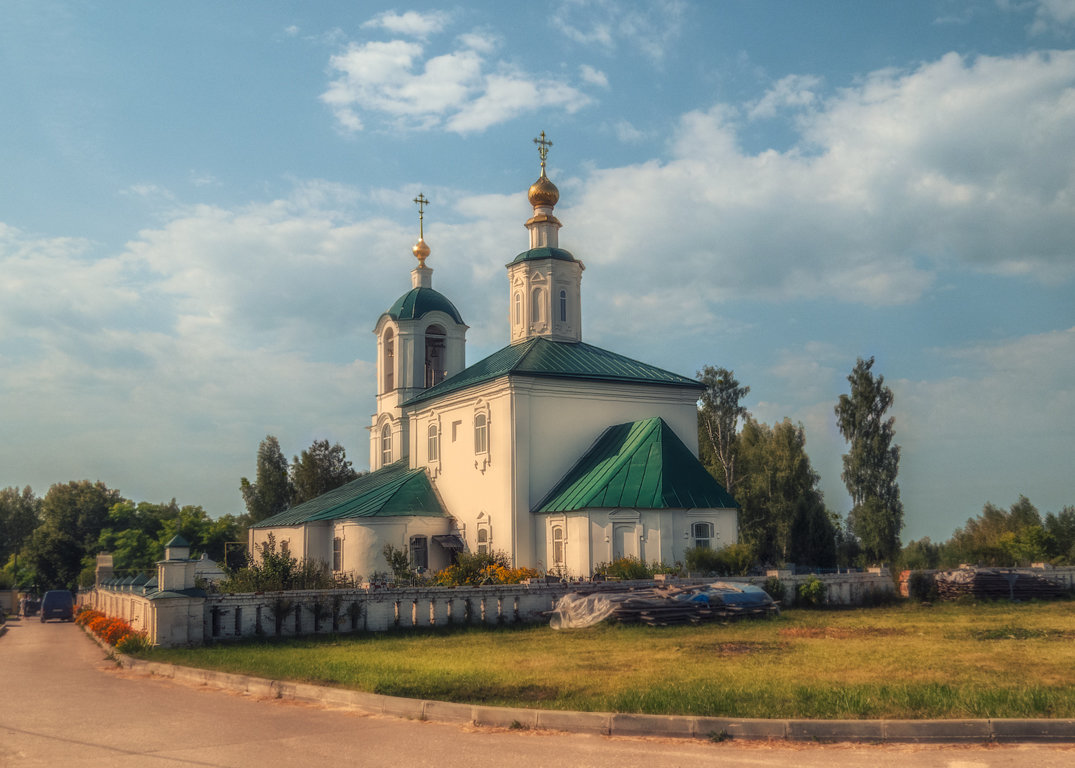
(85, 631), (1075, 744)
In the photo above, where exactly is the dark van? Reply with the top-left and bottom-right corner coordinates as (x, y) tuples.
(40, 590), (75, 622)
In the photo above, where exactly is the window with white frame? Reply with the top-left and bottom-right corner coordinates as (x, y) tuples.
(513, 292), (522, 326)
(691, 521), (713, 549)
(474, 412), (488, 454)
(531, 286), (543, 323)
(381, 423), (392, 466)
(559, 289), (567, 322)
(332, 537), (342, 571)
(551, 525), (565, 566)
(476, 527), (489, 555)
(427, 423), (439, 462)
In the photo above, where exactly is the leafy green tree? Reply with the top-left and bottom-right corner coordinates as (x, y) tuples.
(240, 435), (292, 522)
(1044, 506), (1075, 562)
(0, 486), (41, 573)
(290, 439), (360, 505)
(944, 496), (1050, 566)
(899, 537), (941, 570)
(735, 417), (836, 567)
(834, 356), (903, 563)
(697, 366), (749, 494)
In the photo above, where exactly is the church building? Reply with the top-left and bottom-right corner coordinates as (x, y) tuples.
(250, 135), (738, 578)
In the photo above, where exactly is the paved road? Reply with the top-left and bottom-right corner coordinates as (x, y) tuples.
(1, 617), (1072, 767)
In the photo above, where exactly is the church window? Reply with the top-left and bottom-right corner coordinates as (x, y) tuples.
(513, 292), (522, 326)
(280, 540), (290, 557)
(332, 537), (342, 572)
(531, 287), (544, 323)
(551, 526), (565, 567)
(409, 535), (428, 571)
(474, 413), (488, 454)
(381, 424), (392, 466)
(477, 528), (489, 555)
(427, 424), (439, 462)
(691, 521), (713, 549)
(424, 325), (447, 388)
(559, 289), (567, 322)
(383, 329), (395, 392)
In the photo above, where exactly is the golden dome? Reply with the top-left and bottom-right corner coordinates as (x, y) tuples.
(528, 173), (559, 208)
(412, 237), (430, 266)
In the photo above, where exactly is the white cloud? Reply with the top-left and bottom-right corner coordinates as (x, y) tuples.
(748, 74), (823, 120)
(553, 49), (1075, 323)
(1029, 0), (1075, 33)
(361, 10), (452, 39)
(613, 120), (646, 143)
(322, 25), (592, 133)
(579, 64), (609, 88)
(551, 0), (685, 63)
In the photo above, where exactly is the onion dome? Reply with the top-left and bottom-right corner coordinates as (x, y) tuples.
(412, 236), (430, 267)
(528, 173), (559, 208)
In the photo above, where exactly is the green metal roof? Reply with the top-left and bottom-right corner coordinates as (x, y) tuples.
(535, 417), (738, 513)
(385, 287), (464, 324)
(164, 534), (190, 547)
(251, 460), (446, 528)
(404, 337), (701, 407)
(508, 247), (578, 266)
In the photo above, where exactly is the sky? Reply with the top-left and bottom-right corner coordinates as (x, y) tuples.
(1, 1), (1073, 544)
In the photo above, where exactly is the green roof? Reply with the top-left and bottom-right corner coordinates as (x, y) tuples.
(508, 247), (578, 265)
(164, 534), (190, 548)
(535, 417), (738, 513)
(251, 460), (446, 528)
(385, 287), (464, 324)
(404, 337), (701, 407)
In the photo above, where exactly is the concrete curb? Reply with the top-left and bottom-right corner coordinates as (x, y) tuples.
(82, 630), (1075, 744)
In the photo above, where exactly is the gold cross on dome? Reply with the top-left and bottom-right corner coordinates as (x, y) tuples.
(413, 192), (429, 238)
(533, 131), (553, 172)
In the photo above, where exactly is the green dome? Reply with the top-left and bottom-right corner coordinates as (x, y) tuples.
(386, 287), (464, 324)
(508, 247), (578, 266)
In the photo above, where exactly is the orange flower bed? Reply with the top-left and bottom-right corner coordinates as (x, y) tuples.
(77, 608), (138, 646)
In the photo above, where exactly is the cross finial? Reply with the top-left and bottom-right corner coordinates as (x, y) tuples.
(413, 193), (429, 239)
(533, 131), (553, 176)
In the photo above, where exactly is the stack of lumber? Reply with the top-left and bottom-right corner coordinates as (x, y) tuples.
(548, 583), (777, 629)
(934, 568), (1066, 601)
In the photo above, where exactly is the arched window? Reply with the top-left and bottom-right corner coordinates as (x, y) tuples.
(691, 521), (713, 549)
(513, 292), (522, 326)
(477, 528), (489, 555)
(409, 535), (428, 571)
(383, 328), (395, 392)
(552, 526), (565, 566)
(427, 423), (439, 462)
(531, 287), (543, 323)
(424, 324), (446, 388)
(474, 412), (488, 454)
(559, 289), (567, 323)
(381, 423), (392, 466)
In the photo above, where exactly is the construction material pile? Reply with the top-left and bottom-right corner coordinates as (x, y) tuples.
(549, 582), (777, 629)
(934, 568), (1067, 601)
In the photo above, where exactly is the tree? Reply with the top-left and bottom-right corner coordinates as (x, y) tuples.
(0, 486), (41, 572)
(1044, 506), (1075, 562)
(289, 439), (359, 505)
(944, 496), (1051, 566)
(834, 356), (903, 563)
(697, 366), (749, 494)
(39, 480), (124, 551)
(735, 417), (836, 567)
(240, 435), (292, 523)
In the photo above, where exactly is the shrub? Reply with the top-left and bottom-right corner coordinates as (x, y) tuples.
(216, 533), (336, 593)
(115, 631), (151, 654)
(797, 575), (827, 608)
(433, 551), (537, 586)
(594, 556), (652, 580)
(907, 571), (938, 602)
(762, 576), (786, 603)
(685, 542), (755, 576)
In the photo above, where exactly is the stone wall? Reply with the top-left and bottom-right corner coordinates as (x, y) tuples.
(85, 570), (898, 647)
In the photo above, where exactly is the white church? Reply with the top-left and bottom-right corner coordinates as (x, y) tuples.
(250, 135), (738, 579)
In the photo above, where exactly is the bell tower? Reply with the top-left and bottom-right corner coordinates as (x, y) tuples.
(370, 194), (467, 470)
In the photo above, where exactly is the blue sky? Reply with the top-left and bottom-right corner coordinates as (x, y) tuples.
(2, 1), (1073, 544)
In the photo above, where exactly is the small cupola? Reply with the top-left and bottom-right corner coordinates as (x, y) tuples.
(508, 132), (584, 344)
(163, 534), (191, 561)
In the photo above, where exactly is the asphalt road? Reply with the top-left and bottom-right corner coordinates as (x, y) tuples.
(1, 617), (1072, 767)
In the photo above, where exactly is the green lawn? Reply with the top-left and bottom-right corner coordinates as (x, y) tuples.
(143, 601), (1075, 719)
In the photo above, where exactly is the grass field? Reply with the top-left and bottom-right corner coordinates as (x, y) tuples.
(142, 600), (1075, 719)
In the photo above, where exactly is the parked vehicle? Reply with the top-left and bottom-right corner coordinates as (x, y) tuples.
(39, 590), (74, 622)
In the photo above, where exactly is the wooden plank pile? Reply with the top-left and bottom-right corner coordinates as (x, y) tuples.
(934, 568), (1067, 601)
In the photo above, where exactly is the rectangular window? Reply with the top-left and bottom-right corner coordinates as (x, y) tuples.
(332, 537), (342, 572)
(691, 522), (713, 549)
(428, 425), (439, 462)
(409, 536), (428, 571)
(474, 413), (488, 454)
(477, 528), (489, 555)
